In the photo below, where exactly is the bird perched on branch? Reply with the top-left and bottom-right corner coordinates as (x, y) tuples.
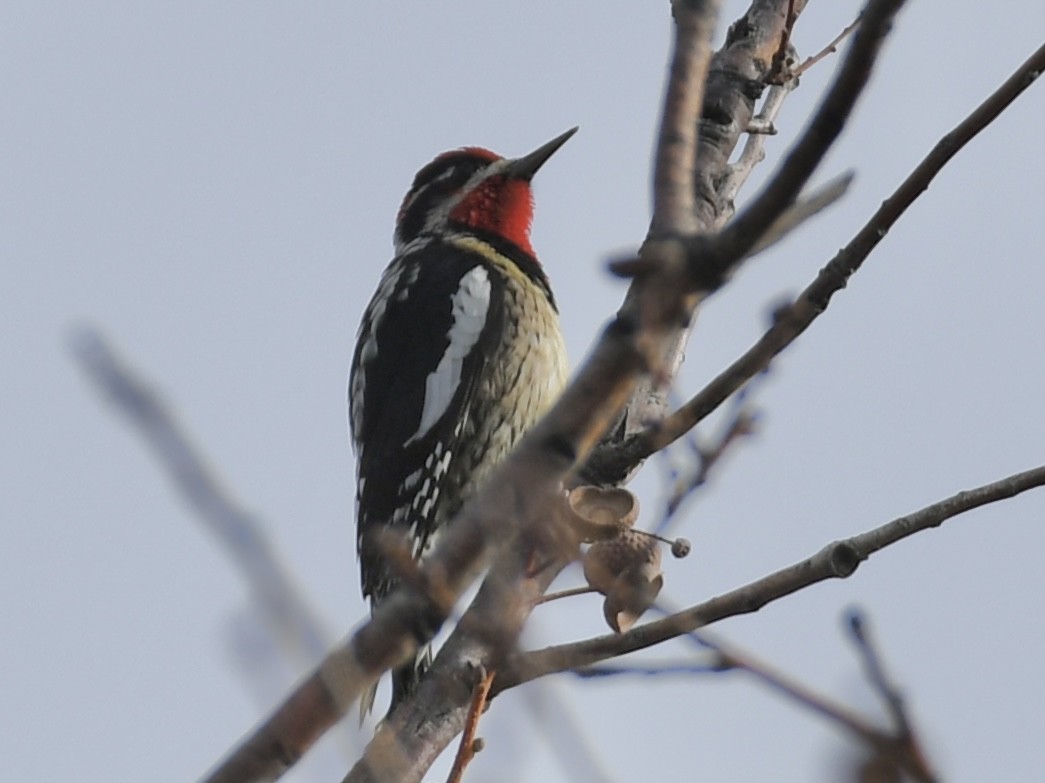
(349, 128), (575, 716)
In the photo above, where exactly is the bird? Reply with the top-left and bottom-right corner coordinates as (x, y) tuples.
(348, 128), (575, 717)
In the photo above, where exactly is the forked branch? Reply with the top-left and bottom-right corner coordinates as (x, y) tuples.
(201, 2), (930, 781)
(602, 38), (1045, 470)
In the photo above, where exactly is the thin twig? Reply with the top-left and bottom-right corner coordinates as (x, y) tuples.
(70, 327), (333, 669)
(572, 661), (720, 678)
(743, 170), (853, 258)
(573, 608), (935, 778)
(445, 669), (495, 783)
(845, 611), (937, 781)
(719, 83), (795, 206)
(500, 463), (1045, 687)
(792, 14), (862, 78)
(698, 628), (937, 782)
(659, 398), (757, 530)
(698, 631), (886, 741)
(707, 0), (907, 275)
(535, 586), (598, 606)
(613, 38), (1045, 463)
(521, 681), (620, 783)
(846, 612), (908, 735)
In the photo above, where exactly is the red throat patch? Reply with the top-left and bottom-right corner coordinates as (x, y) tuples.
(448, 176), (537, 257)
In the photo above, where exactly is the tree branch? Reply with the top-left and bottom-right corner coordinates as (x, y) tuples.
(699, 622), (938, 782)
(582, 0), (813, 486)
(702, 0), (905, 274)
(70, 326), (333, 673)
(200, 3), (913, 780)
(500, 464), (1045, 687)
(606, 37), (1045, 466)
(444, 668), (494, 783)
(651, 0), (722, 235)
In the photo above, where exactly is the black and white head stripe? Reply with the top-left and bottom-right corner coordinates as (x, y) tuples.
(394, 149), (500, 250)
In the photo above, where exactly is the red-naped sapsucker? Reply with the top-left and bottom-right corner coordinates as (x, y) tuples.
(349, 128), (575, 716)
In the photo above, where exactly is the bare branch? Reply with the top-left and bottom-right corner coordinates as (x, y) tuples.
(537, 585), (598, 605)
(699, 627), (938, 782)
(651, 0), (722, 235)
(707, 0), (906, 272)
(718, 82), (795, 206)
(770, 0), (799, 80)
(520, 682), (620, 783)
(583, 0), (814, 486)
(576, 609), (938, 779)
(698, 631), (888, 748)
(847, 612), (910, 737)
(744, 170), (853, 258)
(689, 0), (810, 232)
(69, 326), (332, 671)
(659, 398), (757, 529)
(500, 464), (1045, 687)
(571, 661), (720, 678)
(609, 37), (1045, 464)
(444, 667), (494, 783)
(791, 13), (862, 78)
(844, 610), (937, 782)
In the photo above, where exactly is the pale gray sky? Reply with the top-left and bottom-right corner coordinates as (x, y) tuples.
(4, 2), (1045, 781)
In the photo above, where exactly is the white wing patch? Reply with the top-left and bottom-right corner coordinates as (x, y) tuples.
(406, 265), (490, 444)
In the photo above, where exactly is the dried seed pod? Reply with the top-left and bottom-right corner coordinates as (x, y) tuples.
(603, 563), (664, 633)
(670, 537), (692, 558)
(566, 485), (639, 543)
(583, 528), (663, 632)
